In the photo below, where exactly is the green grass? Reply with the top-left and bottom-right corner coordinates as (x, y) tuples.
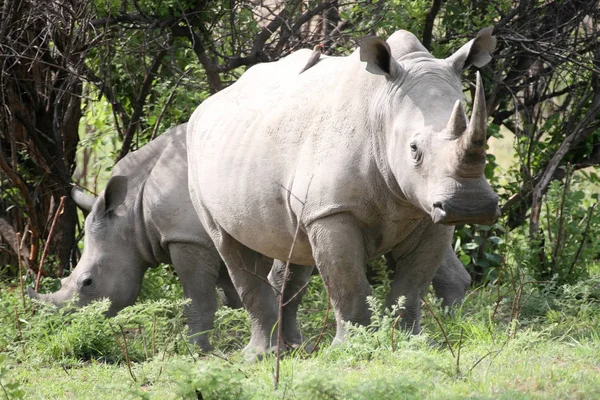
(1, 270), (599, 399)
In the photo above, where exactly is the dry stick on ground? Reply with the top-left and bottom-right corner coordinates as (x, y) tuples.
(152, 314), (157, 356)
(16, 232), (26, 311)
(492, 261), (503, 322)
(422, 297), (455, 358)
(157, 325), (176, 380)
(467, 334), (511, 376)
(310, 278), (332, 355)
(13, 306), (25, 356)
(111, 323), (136, 382)
(455, 327), (464, 377)
(34, 196), (66, 292)
(390, 312), (403, 352)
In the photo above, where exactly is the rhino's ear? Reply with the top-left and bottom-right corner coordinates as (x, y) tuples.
(97, 175), (128, 214)
(447, 26), (496, 71)
(359, 36), (403, 79)
(71, 186), (97, 213)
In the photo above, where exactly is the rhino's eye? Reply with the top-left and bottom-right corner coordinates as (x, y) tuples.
(82, 278), (93, 287)
(410, 142), (418, 152)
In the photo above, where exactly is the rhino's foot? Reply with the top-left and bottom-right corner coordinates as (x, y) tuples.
(242, 343), (285, 363)
(288, 339), (314, 354)
(188, 335), (213, 353)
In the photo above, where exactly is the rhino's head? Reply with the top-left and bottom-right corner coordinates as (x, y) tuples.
(28, 176), (148, 316)
(360, 27), (500, 225)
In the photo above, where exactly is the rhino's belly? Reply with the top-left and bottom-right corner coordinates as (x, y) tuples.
(204, 192), (316, 265)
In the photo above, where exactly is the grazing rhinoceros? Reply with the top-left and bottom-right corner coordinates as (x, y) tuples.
(26, 124), (243, 351)
(187, 27), (498, 359)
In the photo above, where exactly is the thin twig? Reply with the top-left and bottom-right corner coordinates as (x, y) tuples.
(390, 312), (403, 352)
(16, 232), (26, 311)
(34, 196), (66, 292)
(423, 297), (455, 358)
(152, 313), (157, 356)
(551, 166), (571, 274)
(282, 277), (312, 308)
(566, 201), (598, 279)
(310, 278), (331, 354)
(492, 261), (503, 322)
(13, 306), (25, 356)
(274, 176), (311, 390)
(157, 325), (176, 380)
(455, 327), (464, 377)
(150, 68), (191, 140)
(111, 323), (136, 382)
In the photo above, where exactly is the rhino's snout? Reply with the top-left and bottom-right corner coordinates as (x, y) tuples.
(431, 197), (500, 226)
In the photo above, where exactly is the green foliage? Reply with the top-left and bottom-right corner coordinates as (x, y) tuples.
(0, 281), (189, 366)
(209, 306), (251, 353)
(509, 176), (600, 285)
(325, 296), (410, 363)
(2, 264), (600, 398)
(0, 354), (24, 400)
(170, 360), (246, 400)
(139, 264), (183, 303)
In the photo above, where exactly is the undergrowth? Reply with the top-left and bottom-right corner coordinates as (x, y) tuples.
(0, 255), (599, 399)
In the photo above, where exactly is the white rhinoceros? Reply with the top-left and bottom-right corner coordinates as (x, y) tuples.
(28, 123), (471, 352)
(187, 28), (498, 359)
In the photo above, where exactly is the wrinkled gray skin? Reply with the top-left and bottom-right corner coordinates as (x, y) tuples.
(188, 28), (498, 360)
(26, 124), (241, 351)
(26, 122), (470, 354)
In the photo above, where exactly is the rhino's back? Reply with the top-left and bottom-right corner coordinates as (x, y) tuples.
(187, 50), (416, 262)
(116, 124), (208, 258)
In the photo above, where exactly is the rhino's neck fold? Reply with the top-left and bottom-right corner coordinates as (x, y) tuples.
(132, 182), (161, 268)
(367, 77), (412, 206)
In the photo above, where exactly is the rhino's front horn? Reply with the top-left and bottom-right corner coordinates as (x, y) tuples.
(26, 287), (55, 303)
(465, 71), (487, 147)
(26, 286), (40, 299)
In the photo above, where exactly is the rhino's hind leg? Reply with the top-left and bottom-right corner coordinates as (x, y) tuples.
(208, 228), (281, 361)
(216, 262), (244, 309)
(307, 213), (372, 343)
(269, 261), (314, 348)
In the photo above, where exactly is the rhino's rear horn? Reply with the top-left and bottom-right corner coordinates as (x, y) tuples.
(465, 71), (487, 147)
(446, 100), (468, 139)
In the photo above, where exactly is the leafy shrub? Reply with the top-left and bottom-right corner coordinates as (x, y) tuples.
(1, 286), (189, 365)
(0, 354), (24, 399)
(324, 296), (411, 363)
(209, 306), (251, 353)
(170, 360), (246, 400)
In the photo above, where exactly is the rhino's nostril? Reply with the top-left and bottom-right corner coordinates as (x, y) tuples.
(433, 201), (444, 211)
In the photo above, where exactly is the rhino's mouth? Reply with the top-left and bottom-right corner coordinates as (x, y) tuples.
(431, 206), (448, 224)
(431, 202), (500, 226)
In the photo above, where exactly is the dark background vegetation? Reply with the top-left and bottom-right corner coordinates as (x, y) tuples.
(1, 0), (599, 286)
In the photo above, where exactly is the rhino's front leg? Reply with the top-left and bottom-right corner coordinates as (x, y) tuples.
(386, 224), (453, 334)
(169, 243), (220, 352)
(307, 213), (372, 343)
(269, 261), (314, 348)
(431, 246), (471, 309)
